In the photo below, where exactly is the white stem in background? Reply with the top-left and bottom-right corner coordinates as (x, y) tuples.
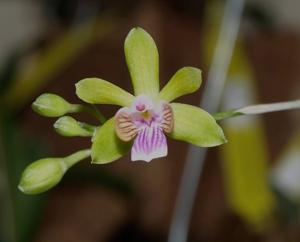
(237, 99), (300, 115)
(168, 1), (245, 242)
(213, 99), (300, 120)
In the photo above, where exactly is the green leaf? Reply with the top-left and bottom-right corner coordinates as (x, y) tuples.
(76, 78), (134, 107)
(169, 103), (227, 147)
(159, 67), (202, 102)
(92, 118), (132, 164)
(124, 27), (159, 97)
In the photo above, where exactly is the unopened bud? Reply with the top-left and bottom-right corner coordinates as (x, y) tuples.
(54, 116), (94, 137)
(18, 158), (67, 195)
(32, 93), (76, 117)
(18, 149), (90, 195)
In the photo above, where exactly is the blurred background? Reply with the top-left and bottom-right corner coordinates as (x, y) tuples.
(0, 0), (300, 241)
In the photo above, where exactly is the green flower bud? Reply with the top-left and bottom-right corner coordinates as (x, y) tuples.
(32, 93), (77, 117)
(18, 158), (67, 195)
(18, 149), (90, 195)
(54, 116), (95, 137)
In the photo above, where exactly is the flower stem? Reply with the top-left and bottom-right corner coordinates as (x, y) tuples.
(213, 99), (300, 121)
(78, 122), (97, 136)
(64, 149), (91, 168)
(91, 104), (107, 124)
(72, 104), (106, 124)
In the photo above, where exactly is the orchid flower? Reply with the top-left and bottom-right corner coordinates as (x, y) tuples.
(18, 27), (300, 195)
(75, 27), (226, 163)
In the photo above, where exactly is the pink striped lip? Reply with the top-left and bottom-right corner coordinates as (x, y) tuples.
(115, 95), (174, 162)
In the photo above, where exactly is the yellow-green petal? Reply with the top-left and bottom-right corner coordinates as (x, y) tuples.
(91, 118), (132, 164)
(75, 78), (134, 107)
(159, 67), (202, 102)
(124, 27), (159, 97)
(169, 103), (226, 147)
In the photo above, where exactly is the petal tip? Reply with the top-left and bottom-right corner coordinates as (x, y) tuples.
(209, 131), (227, 147)
(75, 78), (134, 106)
(131, 126), (168, 162)
(170, 103), (227, 147)
(90, 152), (110, 165)
(90, 159), (100, 164)
(131, 149), (167, 162)
(75, 79), (88, 101)
(124, 26), (159, 97)
(128, 26), (147, 35)
(18, 184), (25, 193)
(159, 67), (202, 102)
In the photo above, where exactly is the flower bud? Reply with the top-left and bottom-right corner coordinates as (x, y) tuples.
(32, 93), (76, 117)
(18, 158), (67, 195)
(18, 149), (90, 195)
(54, 116), (94, 137)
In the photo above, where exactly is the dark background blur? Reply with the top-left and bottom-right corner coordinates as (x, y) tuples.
(0, 0), (300, 242)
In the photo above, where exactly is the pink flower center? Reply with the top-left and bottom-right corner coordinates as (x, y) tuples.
(136, 103), (146, 112)
(115, 95), (174, 162)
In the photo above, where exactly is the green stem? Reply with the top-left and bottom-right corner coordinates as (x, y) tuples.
(72, 104), (106, 124)
(91, 104), (107, 124)
(212, 110), (240, 120)
(64, 149), (91, 168)
(78, 122), (97, 136)
(213, 99), (300, 121)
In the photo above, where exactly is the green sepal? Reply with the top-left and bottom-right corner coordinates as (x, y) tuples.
(124, 27), (159, 97)
(169, 103), (227, 147)
(159, 67), (202, 102)
(91, 118), (132, 164)
(76, 78), (134, 107)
